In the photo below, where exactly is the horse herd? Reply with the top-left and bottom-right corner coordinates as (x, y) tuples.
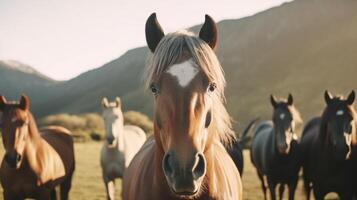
(0, 13), (356, 200)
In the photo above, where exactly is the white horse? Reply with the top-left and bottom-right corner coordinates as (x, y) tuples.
(100, 97), (146, 200)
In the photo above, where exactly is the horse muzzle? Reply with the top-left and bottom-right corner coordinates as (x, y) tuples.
(277, 143), (290, 155)
(162, 151), (206, 197)
(4, 152), (22, 169)
(106, 137), (116, 146)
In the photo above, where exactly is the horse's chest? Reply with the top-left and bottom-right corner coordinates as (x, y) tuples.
(101, 150), (125, 178)
(1, 167), (42, 195)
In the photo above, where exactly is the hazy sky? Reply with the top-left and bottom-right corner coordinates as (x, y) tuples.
(0, 0), (291, 80)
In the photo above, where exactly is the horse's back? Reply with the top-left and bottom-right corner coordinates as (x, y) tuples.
(250, 121), (274, 174)
(40, 126), (75, 174)
(124, 125), (146, 143)
(123, 125), (146, 165)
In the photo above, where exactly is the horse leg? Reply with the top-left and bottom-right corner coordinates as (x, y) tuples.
(50, 189), (57, 200)
(104, 177), (116, 200)
(60, 173), (73, 200)
(303, 177), (311, 200)
(257, 172), (268, 200)
(268, 179), (277, 200)
(313, 188), (325, 200)
(278, 184), (285, 200)
(288, 178), (298, 200)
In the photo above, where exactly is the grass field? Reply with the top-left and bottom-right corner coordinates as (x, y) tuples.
(0, 142), (338, 200)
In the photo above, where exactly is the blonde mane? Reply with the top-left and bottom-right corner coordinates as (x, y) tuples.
(146, 30), (235, 145)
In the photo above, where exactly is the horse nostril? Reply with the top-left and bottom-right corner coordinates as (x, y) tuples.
(163, 153), (173, 176)
(193, 153), (206, 179)
(106, 137), (114, 144)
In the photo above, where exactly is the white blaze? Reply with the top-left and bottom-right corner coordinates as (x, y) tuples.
(167, 59), (199, 87)
(336, 110), (344, 116)
(280, 113), (285, 120)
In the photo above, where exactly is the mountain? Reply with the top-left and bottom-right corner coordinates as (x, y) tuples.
(0, 60), (58, 106)
(32, 47), (152, 117)
(2, 0), (357, 133)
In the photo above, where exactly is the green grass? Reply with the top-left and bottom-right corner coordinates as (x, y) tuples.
(0, 144), (338, 200)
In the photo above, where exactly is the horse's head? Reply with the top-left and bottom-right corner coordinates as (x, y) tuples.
(270, 94), (301, 155)
(322, 90), (356, 160)
(0, 95), (30, 169)
(101, 97), (123, 146)
(145, 13), (232, 198)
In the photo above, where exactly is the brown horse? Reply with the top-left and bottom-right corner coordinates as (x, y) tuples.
(122, 13), (242, 200)
(0, 95), (75, 200)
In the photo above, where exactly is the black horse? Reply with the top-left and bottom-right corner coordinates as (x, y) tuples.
(226, 118), (258, 177)
(301, 90), (356, 200)
(250, 94), (302, 200)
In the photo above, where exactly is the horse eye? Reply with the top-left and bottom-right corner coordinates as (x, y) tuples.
(207, 82), (217, 93)
(150, 83), (159, 95)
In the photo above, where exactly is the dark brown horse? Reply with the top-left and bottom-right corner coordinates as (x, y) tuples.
(250, 94), (302, 200)
(0, 95), (75, 200)
(122, 13), (242, 200)
(301, 90), (356, 200)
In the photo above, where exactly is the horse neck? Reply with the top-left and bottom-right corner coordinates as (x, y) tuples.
(26, 113), (41, 141)
(113, 117), (125, 151)
(270, 127), (280, 157)
(24, 113), (45, 166)
(24, 113), (66, 183)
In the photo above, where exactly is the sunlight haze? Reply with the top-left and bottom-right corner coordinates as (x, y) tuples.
(0, 0), (291, 80)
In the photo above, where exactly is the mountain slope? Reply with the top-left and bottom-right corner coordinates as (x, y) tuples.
(0, 60), (58, 105)
(2, 0), (357, 132)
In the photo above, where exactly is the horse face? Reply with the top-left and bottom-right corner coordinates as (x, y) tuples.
(102, 97), (122, 146)
(0, 95), (30, 169)
(271, 94), (297, 155)
(151, 59), (214, 197)
(324, 91), (355, 160)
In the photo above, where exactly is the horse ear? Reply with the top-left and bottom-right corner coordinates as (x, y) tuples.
(115, 97), (121, 108)
(287, 93), (293, 105)
(19, 95), (30, 110)
(102, 97), (109, 108)
(145, 13), (165, 53)
(324, 90), (333, 105)
(199, 15), (218, 50)
(0, 96), (7, 111)
(346, 90), (355, 105)
(270, 95), (278, 108)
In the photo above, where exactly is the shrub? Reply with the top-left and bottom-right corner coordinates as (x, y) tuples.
(38, 111), (153, 142)
(38, 113), (105, 142)
(124, 111), (153, 135)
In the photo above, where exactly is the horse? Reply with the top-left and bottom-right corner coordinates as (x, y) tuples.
(100, 97), (146, 200)
(226, 118), (258, 177)
(301, 90), (356, 200)
(250, 94), (302, 200)
(0, 95), (75, 200)
(122, 13), (242, 200)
